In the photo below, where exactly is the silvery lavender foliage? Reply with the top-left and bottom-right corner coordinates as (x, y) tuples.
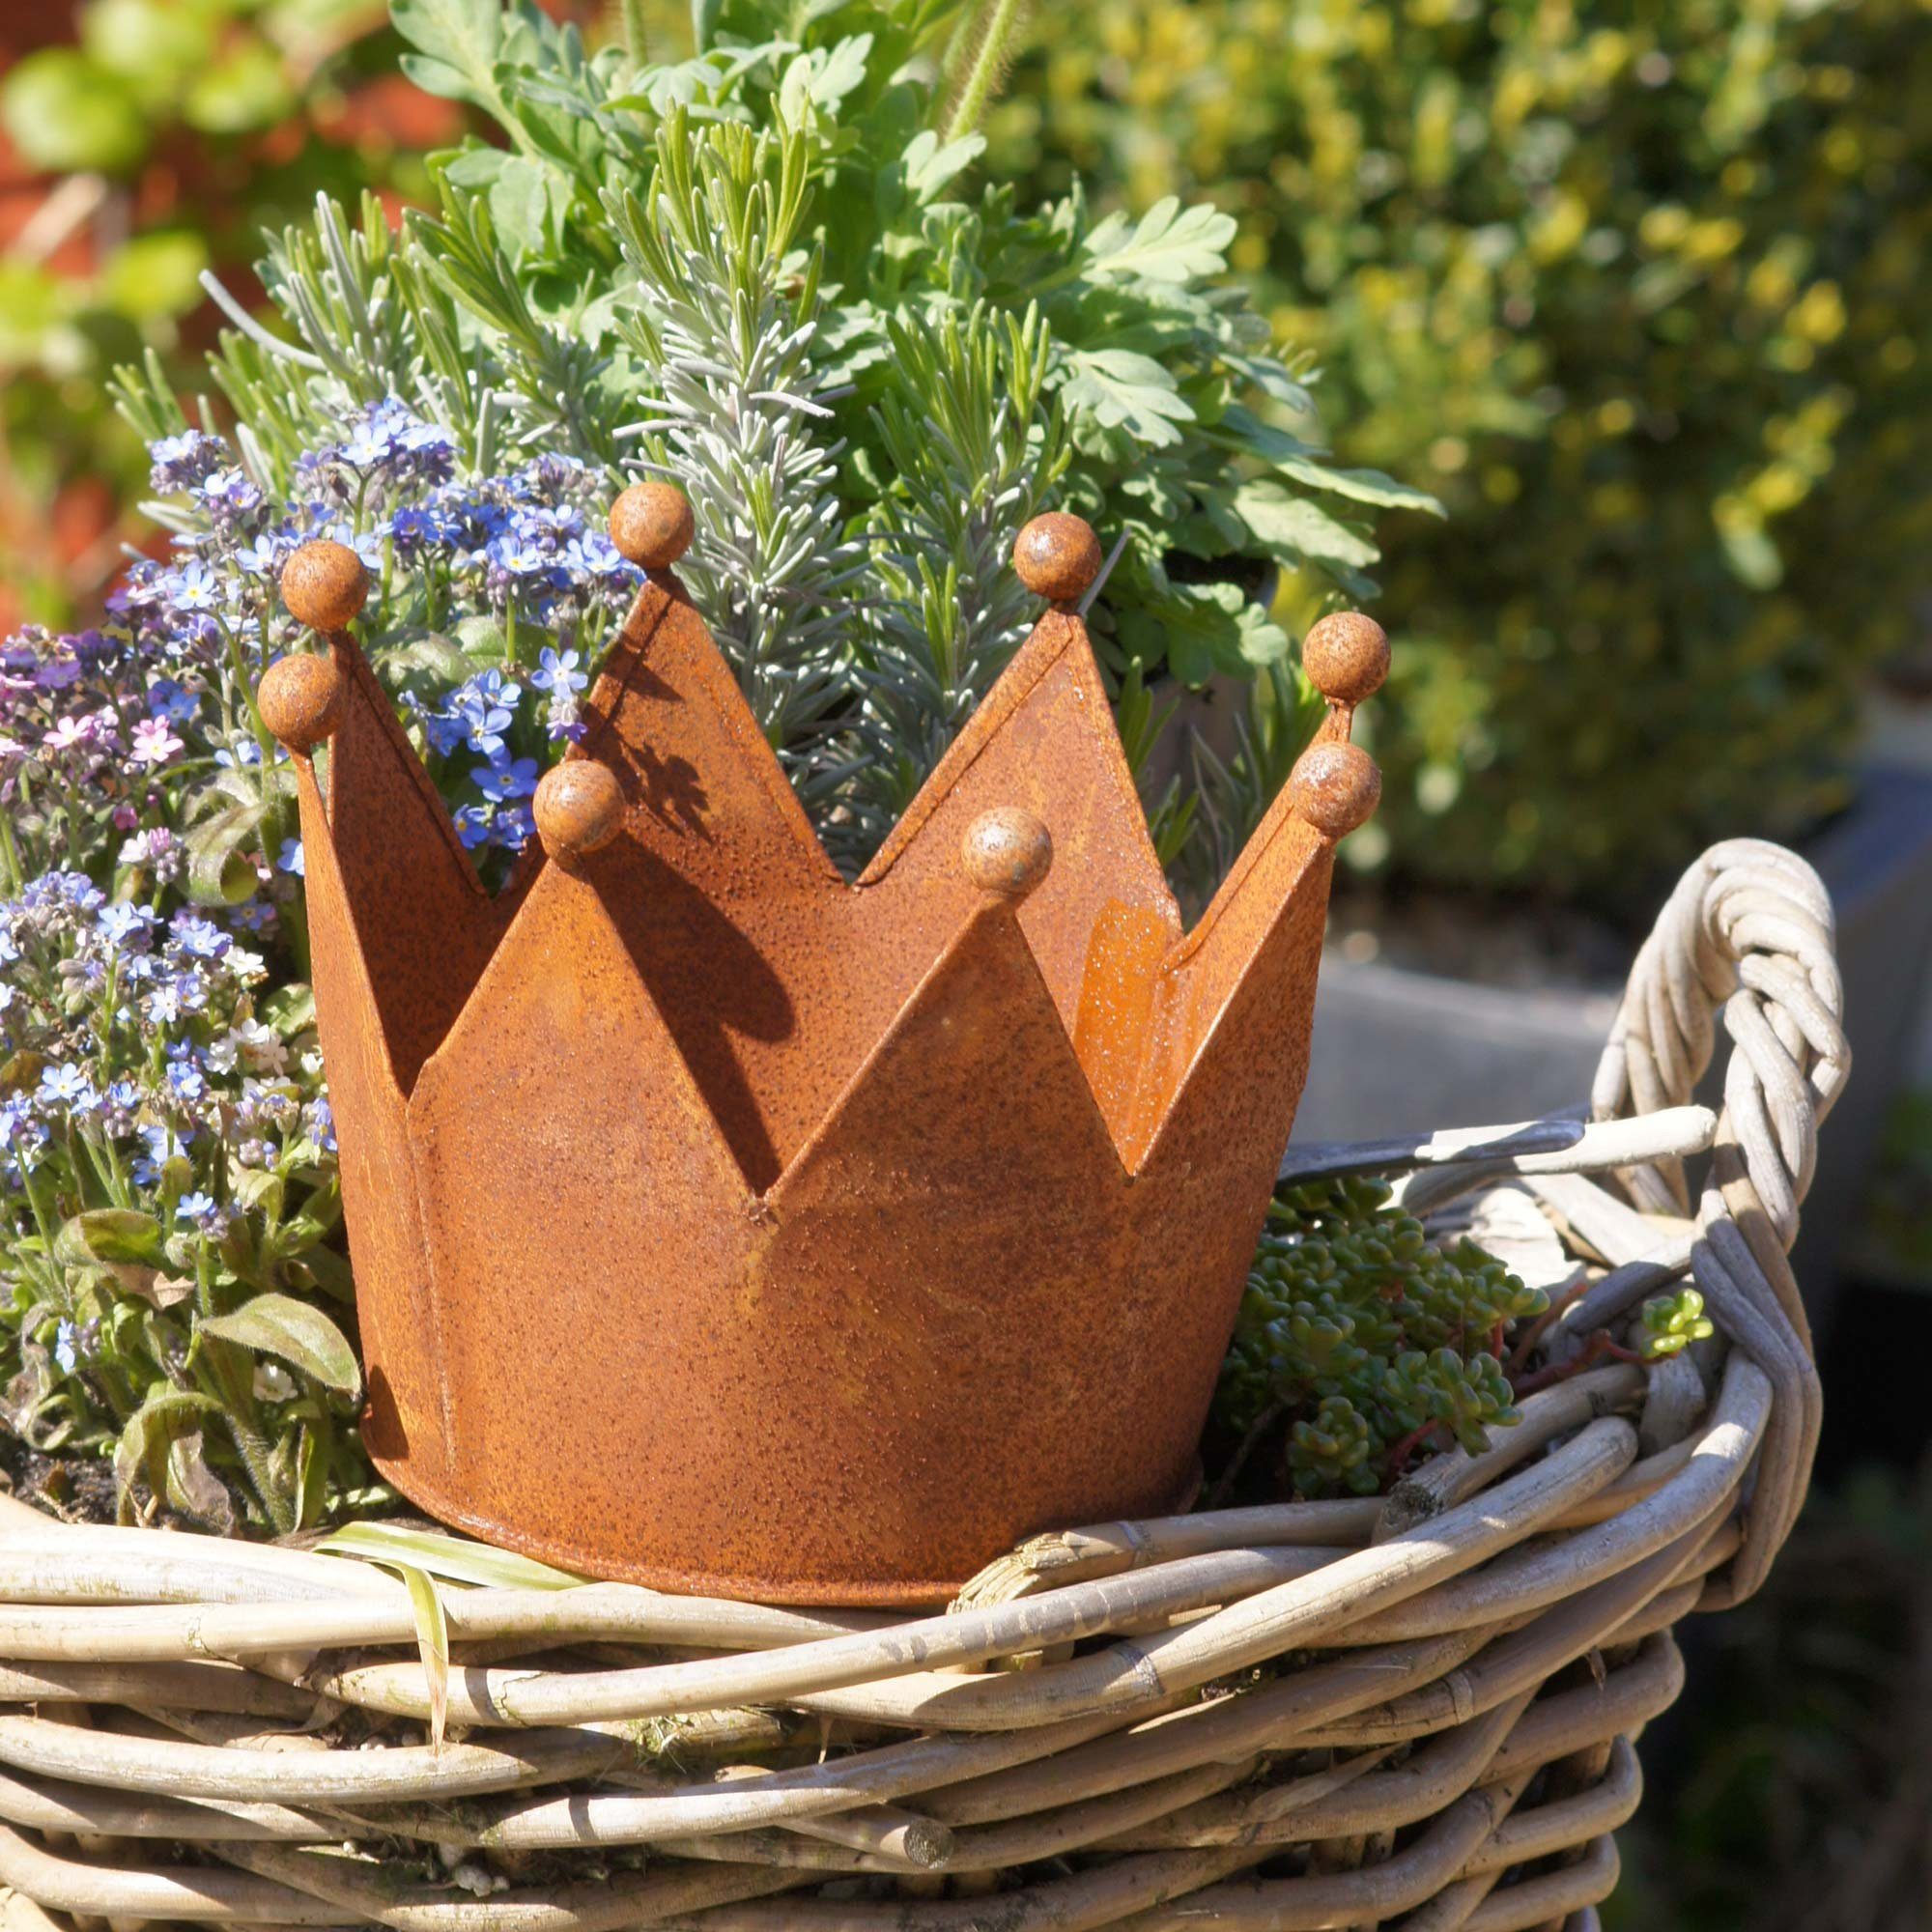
(846, 304), (1066, 851)
(606, 118), (869, 819)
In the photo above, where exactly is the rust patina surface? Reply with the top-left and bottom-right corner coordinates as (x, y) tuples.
(260, 491), (1386, 1605)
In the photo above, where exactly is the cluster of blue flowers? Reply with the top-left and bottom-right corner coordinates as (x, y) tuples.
(0, 871), (331, 1222)
(411, 645), (591, 853)
(6, 399), (648, 895)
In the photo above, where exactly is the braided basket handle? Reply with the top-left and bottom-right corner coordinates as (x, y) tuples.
(1590, 838), (1848, 1602)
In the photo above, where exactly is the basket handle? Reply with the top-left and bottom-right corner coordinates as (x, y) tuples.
(1591, 837), (1848, 1601)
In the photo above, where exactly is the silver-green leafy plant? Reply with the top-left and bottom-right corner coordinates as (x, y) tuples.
(126, 0), (1434, 875)
(605, 115), (867, 816)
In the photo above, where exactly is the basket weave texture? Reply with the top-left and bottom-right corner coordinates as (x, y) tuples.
(0, 838), (1843, 1932)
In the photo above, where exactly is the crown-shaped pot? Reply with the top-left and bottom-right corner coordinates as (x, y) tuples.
(259, 490), (1387, 1605)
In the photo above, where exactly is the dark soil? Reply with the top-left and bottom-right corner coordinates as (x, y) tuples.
(0, 1428), (133, 1524)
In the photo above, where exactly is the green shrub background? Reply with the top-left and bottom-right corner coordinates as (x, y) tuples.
(994, 0), (1930, 908)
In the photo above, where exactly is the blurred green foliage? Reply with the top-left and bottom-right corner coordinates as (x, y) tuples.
(0, 0), (455, 628)
(994, 0), (1931, 906)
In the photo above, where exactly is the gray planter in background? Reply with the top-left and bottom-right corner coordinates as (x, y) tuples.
(1291, 764), (1932, 1331)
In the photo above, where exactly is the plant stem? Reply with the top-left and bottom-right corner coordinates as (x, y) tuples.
(1511, 1329), (1645, 1399)
(617, 0), (648, 70)
(942, 0), (1035, 143)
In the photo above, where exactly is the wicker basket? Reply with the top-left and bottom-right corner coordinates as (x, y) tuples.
(0, 838), (1842, 1932)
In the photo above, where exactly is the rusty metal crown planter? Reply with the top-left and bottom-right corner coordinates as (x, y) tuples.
(0, 837), (1837, 1932)
(253, 489), (1388, 1605)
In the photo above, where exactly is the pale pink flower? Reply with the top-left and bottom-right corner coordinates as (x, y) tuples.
(128, 716), (185, 767)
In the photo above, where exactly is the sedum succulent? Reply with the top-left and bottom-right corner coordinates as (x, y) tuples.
(1216, 1176), (1548, 1498)
(1637, 1286), (1717, 1362)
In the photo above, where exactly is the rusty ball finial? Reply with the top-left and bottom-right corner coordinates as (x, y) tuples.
(280, 541), (368, 634)
(960, 808), (1054, 900)
(534, 761), (627, 865)
(610, 483), (696, 570)
(1302, 611), (1390, 707)
(1012, 513), (1102, 607)
(1289, 741), (1381, 841)
(257, 653), (343, 753)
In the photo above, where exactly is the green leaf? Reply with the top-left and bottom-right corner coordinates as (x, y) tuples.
(199, 1293), (362, 1401)
(55, 1209), (166, 1270)
(1221, 408), (1441, 516)
(184, 41), (296, 135)
(1081, 196), (1236, 284)
(231, 1168), (285, 1221)
(902, 128), (985, 204)
(311, 1530), (455, 1745)
(184, 796), (270, 907)
(1, 49), (148, 174)
(778, 35), (872, 120)
(0, 260), (69, 366)
(1122, 581), (1289, 686)
(285, 1241), (355, 1304)
(1062, 348), (1195, 447)
(484, 156), (568, 265)
(394, 0), (510, 106)
(81, 0), (211, 112)
(315, 1520), (586, 1590)
(401, 1563), (451, 1750)
(113, 1387), (223, 1520)
(165, 1429), (236, 1532)
(1229, 481), (1381, 571)
(261, 982), (317, 1035)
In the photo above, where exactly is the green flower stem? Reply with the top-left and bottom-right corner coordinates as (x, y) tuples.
(225, 1400), (295, 1535)
(618, 0), (648, 70)
(0, 810), (21, 896)
(16, 1165), (62, 1275)
(942, 0), (1034, 143)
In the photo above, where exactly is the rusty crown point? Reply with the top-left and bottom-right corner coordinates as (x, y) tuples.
(1291, 738), (1381, 840)
(960, 807), (1054, 900)
(281, 540), (369, 634)
(533, 760), (627, 863)
(1012, 512), (1103, 607)
(611, 482), (696, 570)
(257, 652), (344, 753)
(1303, 611), (1390, 706)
